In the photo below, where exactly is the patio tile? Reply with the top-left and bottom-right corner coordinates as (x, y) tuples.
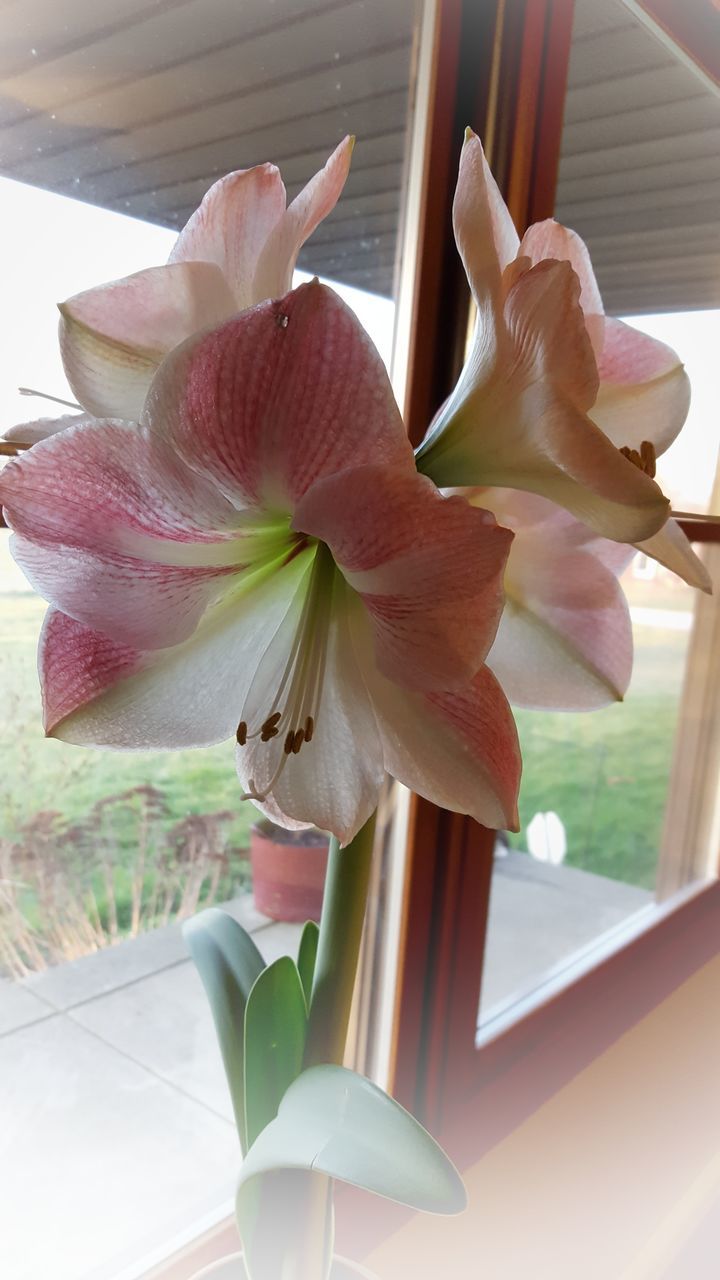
(481, 852), (653, 1015)
(0, 977), (54, 1035)
(70, 959), (236, 1122)
(0, 1014), (239, 1280)
(20, 893), (273, 1012)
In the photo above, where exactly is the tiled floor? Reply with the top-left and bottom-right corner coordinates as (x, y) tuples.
(1, 865), (653, 1280)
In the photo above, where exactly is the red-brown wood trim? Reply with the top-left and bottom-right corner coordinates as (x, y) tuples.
(626, 0), (720, 88)
(676, 516), (720, 543)
(391, 0), (577, 1125)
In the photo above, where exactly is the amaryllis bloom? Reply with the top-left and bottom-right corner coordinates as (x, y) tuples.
(470, 489), (634, 711)
(415, 130), (671, 546)
(0, 283), (521, 844)
(512, 217), (710, 593)
(55, 137), (354, 423)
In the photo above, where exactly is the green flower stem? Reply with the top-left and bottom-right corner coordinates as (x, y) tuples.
(304, 812), (377, 1068)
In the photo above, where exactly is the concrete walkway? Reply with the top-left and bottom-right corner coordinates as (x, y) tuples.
(0, 862), (653, 1280)
(0, 897), (303, 1280)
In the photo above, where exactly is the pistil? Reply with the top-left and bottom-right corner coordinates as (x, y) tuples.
(237, 543), (336, 803)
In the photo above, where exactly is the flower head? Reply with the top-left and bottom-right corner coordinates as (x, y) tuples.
(56, 138), (354, 422)
(1, 282), (521, 843)
(416, 130), (673, 546)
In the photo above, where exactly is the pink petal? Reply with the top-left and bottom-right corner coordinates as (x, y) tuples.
(418, 259), (670, 542)
(4, 413), (92, 445)
(592, 317), (691, 455)
(487, 527), (634, 711)
(504, 258), (599, 412)
(356, 620), (521, 832)
(40, 554), (308, 746)
(519, 219), (605, 357)
(295, 466), (512, 692)
(169, 165), (287, 309)
(146, 281), (413, 511)
(635, 517), (712, 593)
(252, 136), (354, 301)
(0, 419), (242, 560)
(453, 130), (520, 317)
(235, 584), (384, 845)
(13, 535), (233, 649)
(59, 261), (237, 419)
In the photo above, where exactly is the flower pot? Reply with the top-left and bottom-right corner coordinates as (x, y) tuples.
(250, 819), (329, 923)
(192, 1252), (377, 1279)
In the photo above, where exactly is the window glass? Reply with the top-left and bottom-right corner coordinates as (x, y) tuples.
(479, 0), (720, 1029)
(0, 2), (420, 1276)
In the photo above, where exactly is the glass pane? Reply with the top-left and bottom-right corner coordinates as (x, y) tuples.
(0, 2), (420, 1276)
(479, 0), (720, 1029)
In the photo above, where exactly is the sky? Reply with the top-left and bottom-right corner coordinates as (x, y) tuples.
(0, 174), (717, 516)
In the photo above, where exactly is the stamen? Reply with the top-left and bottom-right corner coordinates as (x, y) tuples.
(619, 439), (657, 478)
(236, 544), (336, 804)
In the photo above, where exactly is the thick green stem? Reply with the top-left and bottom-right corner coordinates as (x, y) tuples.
(305, 812), (377, 1068)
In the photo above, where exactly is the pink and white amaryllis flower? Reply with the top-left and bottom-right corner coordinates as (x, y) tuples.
(53, 137), (354, 424)
(0, 282), (521, 844)
(416, 130), (671, 546)
(469, 489), (634, 712)
(515, 219), (710, 592)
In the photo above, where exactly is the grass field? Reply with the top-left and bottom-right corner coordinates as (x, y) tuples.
(0, 557), (692, 932)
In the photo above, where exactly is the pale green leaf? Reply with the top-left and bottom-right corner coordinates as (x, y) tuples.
(183, 908), (265, 1151)
(297, 919), (320, 1007)
(243, 956), (307, 1149)
(238, 1064), (467, 1215)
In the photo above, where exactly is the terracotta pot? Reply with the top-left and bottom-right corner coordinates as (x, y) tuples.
(250, 819), (329, 923)
(192, 1251), (377, 1279)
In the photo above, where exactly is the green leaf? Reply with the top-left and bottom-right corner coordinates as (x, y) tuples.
(237, 1064), (467, 1215)
(183, 908), (265, 1152)
(297, 920), (320, 1007)
(243, 956), (308, 1149)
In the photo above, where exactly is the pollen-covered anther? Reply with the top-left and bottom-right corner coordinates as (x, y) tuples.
(236, 721), (248, 746)
(291, 728), (305, 755)
(619, 439), (657, 478)
(304, 716), (315, 743)
(283, 728), (295, 755)
(260, 711), (282, 741)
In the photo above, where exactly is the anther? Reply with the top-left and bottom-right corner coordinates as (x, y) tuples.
(283, 729), (295, 755)
(620, 440), (656, 478)
(291, 728), (305, 755)
(304, 716), (314, 743)
(236, 721), (248, 746)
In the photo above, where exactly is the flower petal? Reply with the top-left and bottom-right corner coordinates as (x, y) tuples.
(4, 413), (91, 445)
(591, 317), (691, 455)
(635, 517), (712, 593)
(169, 165), (287, 309)
(418, 263), (669, 543)
(0, 419), (244, 561)
(12, 534), (234, 649)
(487, 530), (634, 711)
(59, 261), (237, 419)
(40, 554), (309, 746)
(235, 579), (383, 845)
(519, 219), (605, 358)
(295, 465), (512, 692)
(146, 281), (413, 511)
(352, 604), (520, 831)
(252, 136), (354, 302)
(453, 129), (520, 316)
